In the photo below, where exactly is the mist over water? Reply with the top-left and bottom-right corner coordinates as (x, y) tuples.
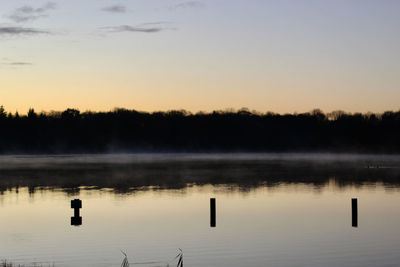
(1, 153), (400, 194)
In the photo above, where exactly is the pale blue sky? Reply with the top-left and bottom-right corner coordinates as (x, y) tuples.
(1, 0), (399, 114)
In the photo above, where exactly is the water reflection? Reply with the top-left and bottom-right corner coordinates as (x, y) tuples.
(1, 183), (400, 266)
(0, 154), (400, 195)
(1, 154), (400, 266)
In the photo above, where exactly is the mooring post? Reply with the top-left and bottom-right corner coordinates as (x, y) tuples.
(210, 198), (216, 227)
(352, 198), (358, 228)
(71, 199), (82, 226)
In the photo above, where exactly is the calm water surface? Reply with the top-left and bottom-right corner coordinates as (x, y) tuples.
(1, 154), (400, 267)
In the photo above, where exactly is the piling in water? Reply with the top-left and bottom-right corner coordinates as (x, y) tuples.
(71, 199), (82, 226)
(210, 198), (216, 227)
(352, 198), (358, 227)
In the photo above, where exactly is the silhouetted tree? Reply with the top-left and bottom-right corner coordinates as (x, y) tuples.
(62, 108), (80, 119)
(0, 107), (399, 154)
(27, 108), (37, 120)
(0, 105), (6, 119)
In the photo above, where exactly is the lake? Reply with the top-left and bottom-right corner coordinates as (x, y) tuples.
(1, 153), (400, 267)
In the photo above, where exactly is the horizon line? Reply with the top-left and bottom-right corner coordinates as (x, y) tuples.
(1, 105), (400, 116)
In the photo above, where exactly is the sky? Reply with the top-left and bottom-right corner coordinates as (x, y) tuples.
(1, 0), (399, 114)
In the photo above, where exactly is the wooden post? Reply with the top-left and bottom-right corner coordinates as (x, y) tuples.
(352, 198), (358, 228)
(71, 199), (82, 226)
(210, 198), (216, 227)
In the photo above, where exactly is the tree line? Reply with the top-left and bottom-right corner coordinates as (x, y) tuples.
(0, 106), (399, 154)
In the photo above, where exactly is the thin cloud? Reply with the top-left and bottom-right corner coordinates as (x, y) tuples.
(0, 26), (50, 35)
(8, 2), (57, 23)
(139, 21), (171, 26)
(5, 62), (33, 66)
(0, 58), (33, 67)
(168, 1), (205, 10)
(102, 5), (127, 13)
(103, 22), (175, 33)
(105, 25), (163, 33)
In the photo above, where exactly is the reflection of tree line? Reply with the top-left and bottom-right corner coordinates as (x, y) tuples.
(0, 160), (399, 195)
(0, 107), (400, 153)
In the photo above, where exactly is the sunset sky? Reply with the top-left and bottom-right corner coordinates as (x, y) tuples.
(1, 0), (399, 114)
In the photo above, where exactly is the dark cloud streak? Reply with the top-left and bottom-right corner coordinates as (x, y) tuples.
(105, 25), (163, 33)
(103, 23), (175, 33)
(8, 2), (57, 23)
(0, 26), (50, 35)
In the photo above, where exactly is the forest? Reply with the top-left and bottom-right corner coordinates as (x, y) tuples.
(0, 106), (399, 154)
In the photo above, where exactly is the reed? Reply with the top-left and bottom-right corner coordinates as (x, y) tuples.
(120, 251), (129, 267)
(2, 249), (183, 267)
(120, 249), (183, 267)
(175, 249), (183, 267)
(0, 260), (12, 267)
(1, 261), (53, 267)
